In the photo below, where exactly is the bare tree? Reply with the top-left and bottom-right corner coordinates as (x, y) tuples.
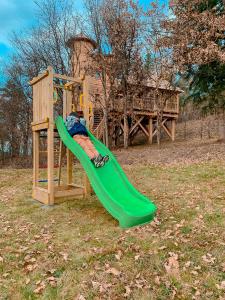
(86, 0), (143, 148)
(144, 1), (178, 144)
(0, 0), (82, 164)
(0, 64), (31, 158)
(11, 0), (80, 78)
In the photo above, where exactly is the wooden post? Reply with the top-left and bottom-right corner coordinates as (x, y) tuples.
(47, 67), (54, 205)
(148, 117), (153, 144)
(83, 77), (92, 197)
(33, 131), (39, 189)
(171, 119), (176, 142)
(58, 140), (63, 186)
(67, 149), (73, 185)
(63, 87), (74, 186)
(84, 175), (92, 196)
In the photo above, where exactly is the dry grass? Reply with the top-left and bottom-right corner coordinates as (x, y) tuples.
(0, 143), (225, 299)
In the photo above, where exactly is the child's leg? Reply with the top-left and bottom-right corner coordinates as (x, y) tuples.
(73, 135), (98, 159)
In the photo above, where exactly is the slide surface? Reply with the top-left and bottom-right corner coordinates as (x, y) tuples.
(56, 116), (157, 228)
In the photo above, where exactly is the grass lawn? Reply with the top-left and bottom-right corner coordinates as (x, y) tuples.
(0, 159), (225, 299)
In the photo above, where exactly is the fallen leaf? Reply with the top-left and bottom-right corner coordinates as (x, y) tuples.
(59, 252), (68, 261)
(158, 246), (167, 250)
(115, 250), (122, 260)
(222, 263), (225, 272)
(216, 281), (225, 290)
(124, 286), (131, 297)
(202, 253), (216, 264)
(25, 264), (37, 272)
(191, 270), (198, 276)
(106, 267), (121, 276)
(165, 254), (180, 278)
(74, 295), (86, 300)
(154, 276), (161, 285)
(34, 282), (45, 294)
(185, 261), (191, 268)
(91, 281), (100, 289)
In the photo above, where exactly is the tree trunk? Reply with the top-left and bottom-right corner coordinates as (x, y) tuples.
(123, 114), (129, 148)
(218, 113), (225, 141)
(156, 110), (163, 145)
(104, 110), (109, 148)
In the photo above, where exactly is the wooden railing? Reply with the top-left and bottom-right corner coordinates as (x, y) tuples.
(112, 95), (179, 114)
(93, 118), (104, 139)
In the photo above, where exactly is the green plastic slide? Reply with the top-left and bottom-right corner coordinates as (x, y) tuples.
(55, 116), (157, 228)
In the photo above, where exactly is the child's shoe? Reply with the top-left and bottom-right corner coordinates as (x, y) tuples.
(99, 154), (109, 164)
(91, 156), (105, 168)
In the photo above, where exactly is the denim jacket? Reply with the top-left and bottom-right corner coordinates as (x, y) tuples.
(65, 115), (88, 137)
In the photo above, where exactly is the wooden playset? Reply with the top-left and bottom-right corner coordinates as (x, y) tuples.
(30, 66), (92, 205)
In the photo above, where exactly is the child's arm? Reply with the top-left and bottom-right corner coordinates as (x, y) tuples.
(65, 115), (76, 130)
(80, 117), (86, 127)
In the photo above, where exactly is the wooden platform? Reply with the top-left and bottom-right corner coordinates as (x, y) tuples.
(32, 185), (84, 205)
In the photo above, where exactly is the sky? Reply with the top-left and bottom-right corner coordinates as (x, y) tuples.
(0, 0), (168, 74)
(0, 1), (36, 62)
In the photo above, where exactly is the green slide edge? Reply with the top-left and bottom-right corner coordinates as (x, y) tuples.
(55, 116), (157, 228)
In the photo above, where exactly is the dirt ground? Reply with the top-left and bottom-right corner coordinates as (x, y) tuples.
(115, 137), (225, 166)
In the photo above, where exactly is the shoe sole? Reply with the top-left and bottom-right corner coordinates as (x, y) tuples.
(101, 156), (109, 164)
(95, 160), (105, 168)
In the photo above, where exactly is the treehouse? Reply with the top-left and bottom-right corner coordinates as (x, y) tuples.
(67, 35), (181, 144)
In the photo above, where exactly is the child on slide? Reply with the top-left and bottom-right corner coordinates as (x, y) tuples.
(65, 112), (109, 168)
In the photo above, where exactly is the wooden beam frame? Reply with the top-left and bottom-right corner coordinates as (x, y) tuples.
(33, 131), (39, 189)
(129, 116), (145, 135)
(162, 122), (172, 139)
(148, 118), (153, 144)
(29, 70), (49, 86)
(53, 73), (82, 83)
(171, 119), (176, 141)
(31, 118), (49, 131)
(129, 116), (149, 139)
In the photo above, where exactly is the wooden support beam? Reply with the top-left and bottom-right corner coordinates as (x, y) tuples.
(33, 131), (39, 188)
(67, 149), (73, 185)
(57, 140), (64, 186)
(153, 129), (157, 137)
(47, 67), (54, 205)
(176, 94), (180, 114)
(129, 116), (144, 135)
(53, 73), (82, 83)
(32, 187), (49, 205)
(139, 122), (149, 137)
(32, 118), (49, 131)
(64, 81), (78, 88)
(171, 119), (176, 141)
(162, 123), (172, 139)
(130, 126), (139, 138)
(29, 70), (49, 86)
(120, 122), (124, 132)
(83, 76), (92, 196)
(148, 118), (153, 144)
(68, 183), (85, 189)
(54, 187), (84, 200)
(84, 175), (92, 197)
